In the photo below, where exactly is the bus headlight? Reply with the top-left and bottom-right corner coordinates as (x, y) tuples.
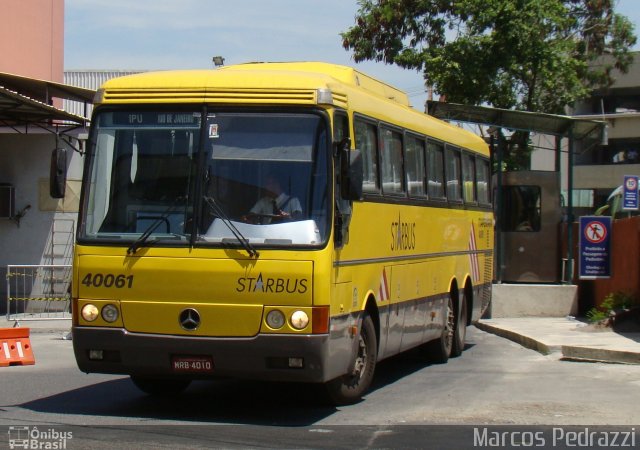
(81, 304), (99, 322)
(101, 304), (119, 323)
(290, 310), (309, 330)
(266, 310), (285, 329)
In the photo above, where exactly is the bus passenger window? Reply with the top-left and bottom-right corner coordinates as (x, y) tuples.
(427, 141), (445, 199)
(354, 120), (379, 193)
(476, 158), (491, 204)
(380, 128), (404, 194)
(462, 153), (476, 203)
(445, 146), (462, 201)
(406, 136), (426, 197)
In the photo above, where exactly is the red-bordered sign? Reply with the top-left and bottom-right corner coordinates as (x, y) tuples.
(579, 216), (612, 279)
(583, 220), (607, 244)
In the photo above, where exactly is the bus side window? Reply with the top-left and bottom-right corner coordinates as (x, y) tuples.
(476, 158), (491, 204)
(406, 135), (426, 197)
(445, 146), (462, 202)
(354, 119), (379, 193)
(427, 141), (445, 199)
(380, 127), (404, 195)
(462, 153), (476, 204)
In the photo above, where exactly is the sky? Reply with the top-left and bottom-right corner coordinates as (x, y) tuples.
(64, 0), (640, 113)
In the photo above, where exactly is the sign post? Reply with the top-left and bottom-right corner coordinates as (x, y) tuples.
(622, 175), (639, 211)
(579, 216), (612, 279)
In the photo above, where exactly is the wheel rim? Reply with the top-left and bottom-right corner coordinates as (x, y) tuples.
(351, 332), (368, 381)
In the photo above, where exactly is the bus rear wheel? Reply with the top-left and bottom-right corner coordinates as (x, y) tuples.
(423, 296), (455, 364)
(130, 376), (191, 395)
(451, 292), (468, 357)
(324, 314), (377, 405)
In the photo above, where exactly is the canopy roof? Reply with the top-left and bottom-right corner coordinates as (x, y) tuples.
(426, 101), (604, 143)
(0, 72), (93, 128)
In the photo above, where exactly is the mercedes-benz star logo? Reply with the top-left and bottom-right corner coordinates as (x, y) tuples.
(179, 308), (201, 331)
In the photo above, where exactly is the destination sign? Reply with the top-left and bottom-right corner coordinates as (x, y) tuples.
(106, 112), (200, 127)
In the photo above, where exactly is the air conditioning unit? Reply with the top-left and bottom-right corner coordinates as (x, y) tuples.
(0, 184), (15, 219)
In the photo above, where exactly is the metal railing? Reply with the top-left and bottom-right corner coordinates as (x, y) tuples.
(6, 264), (72, 321)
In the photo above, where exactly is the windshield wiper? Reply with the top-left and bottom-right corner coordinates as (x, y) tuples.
(127, 197), (185, 255)
(203, 195), (259, 258)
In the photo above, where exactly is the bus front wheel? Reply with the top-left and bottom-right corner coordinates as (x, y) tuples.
(130, 376), (191, 395)
(324, 314), (377, 405)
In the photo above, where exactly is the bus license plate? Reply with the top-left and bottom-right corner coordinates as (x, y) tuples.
(171, 356), (214, 373)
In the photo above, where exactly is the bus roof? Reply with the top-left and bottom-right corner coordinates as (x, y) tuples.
(96, 62), (488, 156)
(97, 62), (409, 105)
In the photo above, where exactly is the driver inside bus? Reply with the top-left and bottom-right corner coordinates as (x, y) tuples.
(243, 174), (302, 224)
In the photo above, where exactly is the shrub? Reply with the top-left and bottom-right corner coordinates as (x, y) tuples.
(586, 291), (637, 323)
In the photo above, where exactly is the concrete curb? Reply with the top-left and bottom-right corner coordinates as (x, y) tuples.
(475, 321), (640, 365)
(561, 345), (640, 365)
(475, 321), (558, 356)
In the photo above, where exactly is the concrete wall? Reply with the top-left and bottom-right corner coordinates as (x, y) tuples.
(491, 284), (579, 318)
(0, 133), (83, 314)
(574, 164), (640, 190)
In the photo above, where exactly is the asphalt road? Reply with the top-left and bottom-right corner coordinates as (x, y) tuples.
(1, 327), (639, 449)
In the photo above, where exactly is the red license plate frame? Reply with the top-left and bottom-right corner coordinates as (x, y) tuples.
(171, 355), (214, 373)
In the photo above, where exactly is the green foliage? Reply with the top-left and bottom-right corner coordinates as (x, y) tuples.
(342, 0), (637, 115)
(586, 291), (638, 323)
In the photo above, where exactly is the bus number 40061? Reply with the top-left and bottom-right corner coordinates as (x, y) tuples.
(81, 273), (134, 288)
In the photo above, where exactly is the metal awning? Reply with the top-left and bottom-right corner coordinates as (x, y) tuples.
(0, 85), (89, 127)
(0, 72), (94, 104)
(0, 72), (94, 129)
(426, 101), (604, 143)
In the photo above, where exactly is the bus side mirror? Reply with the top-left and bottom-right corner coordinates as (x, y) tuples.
(339, 140), (363, 201)
(50, 147), (67, 199)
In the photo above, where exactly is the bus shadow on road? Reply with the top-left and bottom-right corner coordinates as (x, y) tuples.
(369, 342), (476, 393)
(18, 343), (475, 425)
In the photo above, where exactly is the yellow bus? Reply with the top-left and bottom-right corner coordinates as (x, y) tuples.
(68, 62), (493, 404)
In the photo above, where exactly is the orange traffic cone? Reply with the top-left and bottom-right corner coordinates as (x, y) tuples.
(0, 327), (35, 367)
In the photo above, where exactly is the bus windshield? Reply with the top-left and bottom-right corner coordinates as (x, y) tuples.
(81, 109), (331, 249)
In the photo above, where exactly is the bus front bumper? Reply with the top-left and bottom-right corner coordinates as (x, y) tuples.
(72, 326), (342, 383)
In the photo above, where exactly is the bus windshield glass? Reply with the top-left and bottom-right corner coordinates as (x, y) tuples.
(80, 110), (331, 248)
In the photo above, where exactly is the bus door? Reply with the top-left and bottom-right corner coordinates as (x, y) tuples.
(499, 171), (562, 283)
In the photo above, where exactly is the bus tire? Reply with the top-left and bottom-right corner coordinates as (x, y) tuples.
(324, 314), (377, 405)
(130, 376), (191, 395)
(451, 291), (468, 357)
(423, 296), (454, 364)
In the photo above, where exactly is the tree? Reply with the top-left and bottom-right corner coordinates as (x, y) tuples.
(341, 0), (636, 115)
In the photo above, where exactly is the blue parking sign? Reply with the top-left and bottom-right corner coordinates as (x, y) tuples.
(623, 175), (639, 211)
(579, 216), (612, 279)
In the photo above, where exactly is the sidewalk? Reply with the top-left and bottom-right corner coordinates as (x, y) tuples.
(477, 317), (640, 364)
(2, 315), (640, 365)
